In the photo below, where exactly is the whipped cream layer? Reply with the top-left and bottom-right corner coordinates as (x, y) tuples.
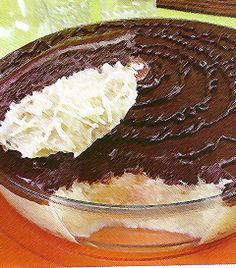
(1, 173), (235, 243)
(55, 173), (226, 205)
(0, 62), (137, 158)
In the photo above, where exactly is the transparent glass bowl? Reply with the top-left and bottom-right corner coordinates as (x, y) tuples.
(0, 14), (235, 257)
(1, 174), (235, 255)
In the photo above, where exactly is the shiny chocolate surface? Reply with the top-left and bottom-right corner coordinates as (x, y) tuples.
(0, 19), (235, 201)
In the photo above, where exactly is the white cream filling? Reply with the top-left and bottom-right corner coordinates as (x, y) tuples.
(1, 174), (235, 243)
(55, 173), (226, 205)
(0, 62), (138, 158)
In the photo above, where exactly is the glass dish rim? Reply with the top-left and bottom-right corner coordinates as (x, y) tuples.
(5, 176), (234, 212)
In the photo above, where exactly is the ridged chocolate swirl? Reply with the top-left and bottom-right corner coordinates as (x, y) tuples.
(0, 19), (235, 204)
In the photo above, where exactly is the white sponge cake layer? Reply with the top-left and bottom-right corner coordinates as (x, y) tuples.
(1, 174), (235, 243)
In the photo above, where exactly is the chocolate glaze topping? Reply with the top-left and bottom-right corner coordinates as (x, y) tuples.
(0, 19), (235, 202)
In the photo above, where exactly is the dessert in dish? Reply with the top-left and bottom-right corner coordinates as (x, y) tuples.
(0, 19), (235, 249)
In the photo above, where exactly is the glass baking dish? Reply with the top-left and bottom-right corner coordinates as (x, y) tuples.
(0, 173), (235, 254)
(0, 16), (235, 257)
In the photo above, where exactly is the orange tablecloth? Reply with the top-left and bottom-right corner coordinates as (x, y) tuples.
(0, 193), (235, 267)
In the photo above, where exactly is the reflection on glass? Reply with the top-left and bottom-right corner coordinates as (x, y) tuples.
(101, 0), (156, 21)
(40, 0), (91, 32)
(0, 0), (91, 58)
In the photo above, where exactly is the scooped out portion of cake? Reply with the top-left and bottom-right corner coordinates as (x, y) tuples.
(0, 62), (138, 158)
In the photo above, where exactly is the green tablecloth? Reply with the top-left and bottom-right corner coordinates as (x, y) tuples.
(0, 0), (236, 58)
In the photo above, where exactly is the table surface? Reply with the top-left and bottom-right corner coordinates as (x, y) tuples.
(0, 1), (236, 267)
